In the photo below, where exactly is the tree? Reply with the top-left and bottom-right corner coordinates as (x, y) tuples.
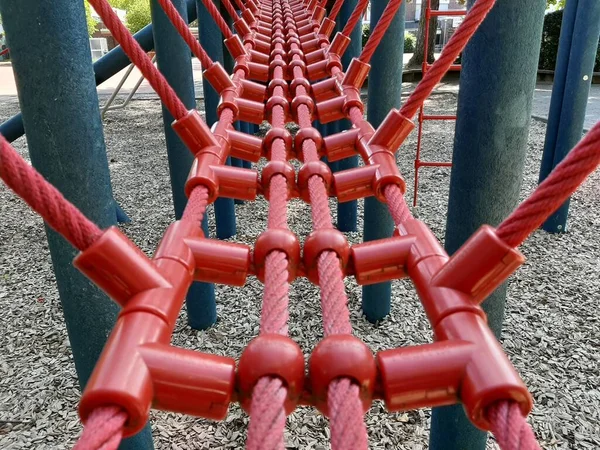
(108, 0), (151, 33)
(406, 0), (440, 68)
(408, 0), (564, 68)
(85, 2), (99, 37)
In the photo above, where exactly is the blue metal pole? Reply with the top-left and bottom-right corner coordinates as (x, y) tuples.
(362, 0), (405, 323)
(151, 0), (216, 332)
(0, 1), (153, 447)
(539, 0), (600, 233)
(197, 0), (237, 240)
(336, 0), (361, 232)
(433, 1), (546, 449)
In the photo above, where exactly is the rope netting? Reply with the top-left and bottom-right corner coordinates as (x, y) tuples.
(1, 0), (599, 449)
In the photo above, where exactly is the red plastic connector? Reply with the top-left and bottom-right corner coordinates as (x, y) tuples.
(171, 110), (219, 155)
(237, 335), (305, 414)
(322, 128), (359, 162)
(261, 161), (297, 200)
(297, 160), (332, 202)
(432, 225), (525, 304)
(370, 109), (415, 153)
(253, 229), (301, 282)
(350, 235), (416, 285)
(303, 229), (350, 284)
(263, 127), (294, 160)
(74, 227), (170, 308)
(227, 129), (263, 163)
(184, 237), (251, 286)
(78, 221), (236, 436)
(309, 335), (377, 415)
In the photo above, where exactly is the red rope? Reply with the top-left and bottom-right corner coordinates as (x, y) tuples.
(198, 0), (235, 38)
(87, 0), (188, 120)
(246, 30), (291, 450)
(400, 0), (496, 118)
(487, 401), (541, 450)
(0, 135), (102, 251)
(233, 0), (247, 12)
(156, 0), (214, 68)
(340, 0), (369, 38)
(182, 185), (210, 226)
(496, 121), (600, 248)
(221, 0), (240, 20)
(359, 0), (405, 63)
(328, 0), (346, 22)
(73, 406), (127, 450)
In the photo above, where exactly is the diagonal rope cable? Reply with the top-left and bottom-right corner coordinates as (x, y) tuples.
(198, 0), (235, 38)
(0, 135), (102, 251)
(156, 0), (214, 68)
(400, 0), (496, 118)
(496, 121), (600, 247)
(340, 0), (369, 38)
(87, 0), (188, 120)
(359, 0), (405, 63)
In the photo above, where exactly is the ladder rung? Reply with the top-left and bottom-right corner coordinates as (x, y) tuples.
(429, 10), (467, 17)
(422, 114), (457, 121)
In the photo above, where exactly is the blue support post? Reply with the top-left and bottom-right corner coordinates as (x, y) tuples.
(151, 0), (216, 332)
(0, 1), (153, 447)
(197, 0), (237, 239)
(432, 1), (546, 449)
(539, 0), (600, 233)
(362, 0), (405, 322)
(336, 0), (361, 232)
(0, 0), (201, 143)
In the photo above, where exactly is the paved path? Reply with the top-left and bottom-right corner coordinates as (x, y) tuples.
(1, 60), (599, 130)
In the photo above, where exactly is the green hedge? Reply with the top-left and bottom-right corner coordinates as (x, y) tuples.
(362, 25), (415, 53)
(539, 10), (600, 72)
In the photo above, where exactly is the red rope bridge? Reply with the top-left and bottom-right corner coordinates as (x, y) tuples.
(1, 0), (599, 448)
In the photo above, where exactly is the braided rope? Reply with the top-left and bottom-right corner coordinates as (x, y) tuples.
(496, 121), (600, 247)
(156, 0), (214, 68)
(73, 407), (127, 450)
(0, 135), (102, 251)
(87, 0), (188, 120)
(198, 0), (235, 38)
(359, 0), (405, 63)
(340, 0), (370, 38)
(487, 401), (541, 450)
(400, 0), (496, 118)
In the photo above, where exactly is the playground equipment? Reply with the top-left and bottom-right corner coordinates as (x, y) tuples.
(101, 55), (157, 118)
(412, 0), (465, 206)
(0, 0), (599, 449)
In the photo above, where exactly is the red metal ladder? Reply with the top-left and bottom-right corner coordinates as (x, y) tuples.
(413, 0), (466, 206)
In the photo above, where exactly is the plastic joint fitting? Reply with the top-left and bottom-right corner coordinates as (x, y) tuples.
(77, 222), (236, 436)
(431, 225), (526, 304)
(309, 335), (377, 415)
(263, 127), (294, 160)
(184, 237), (252, 286)
(253, 228), (301, 282)
(297, 161), (331, 203)
(350, 235), (416, 285)
(261, 160), (297, 200)
(171, 110), (220, 156)
(302, 229), (350, 284)
(237, 335), (305, 414)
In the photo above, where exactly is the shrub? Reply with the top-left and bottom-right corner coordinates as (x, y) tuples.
(539, 10), (600, 72)
(362, 24), (370, 48)
(362, 25), (417, 54)
(404, 32), (416, 53)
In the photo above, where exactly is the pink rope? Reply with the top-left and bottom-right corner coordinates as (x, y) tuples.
(0, 135), (102, 251)
(73, 407), (127, 450)
(487, 401), (541, 450)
